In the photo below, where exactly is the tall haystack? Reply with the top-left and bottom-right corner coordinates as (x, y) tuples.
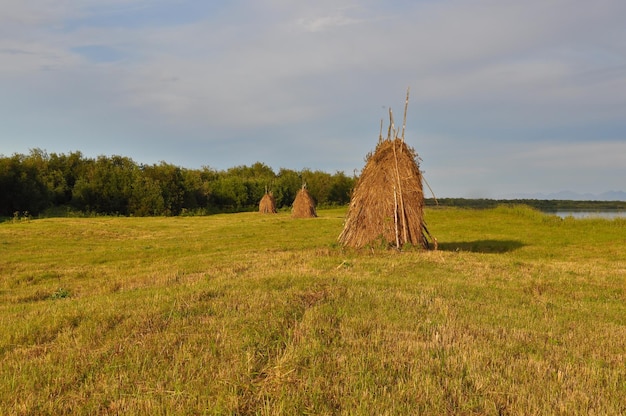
(259, 190), (277, 214)
(291, 184), (317, 218)
(338, 89), (430, 249)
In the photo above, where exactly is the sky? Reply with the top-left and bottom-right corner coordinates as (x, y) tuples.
(1, 0), (626, 199)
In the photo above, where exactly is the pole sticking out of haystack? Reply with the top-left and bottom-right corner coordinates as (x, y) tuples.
(401, 87), (410, 143)
(387, 108), (395, 141)
(338, 88), (432, 250)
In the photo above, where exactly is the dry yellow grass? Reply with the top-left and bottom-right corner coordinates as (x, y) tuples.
(1, 206), (624, 414)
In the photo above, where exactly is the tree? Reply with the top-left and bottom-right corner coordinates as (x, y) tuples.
(142, 162), (186, 215)
(211, 175), (248, 210)
(328, 171), (354, 205)
(129, 176), (165, 216)
(72, 155), (137, 215)
(0, 154), (50, 216)
(0, 151), (357, 216)
(275, 168), (301, 208)
(46, 151), (85, 205)
(180, 168), (211, 212)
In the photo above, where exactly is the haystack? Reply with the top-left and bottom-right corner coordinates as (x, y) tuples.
(259, 190), (277, 214)
(338, 90), (431, 249)
(291, 185), (317, 218)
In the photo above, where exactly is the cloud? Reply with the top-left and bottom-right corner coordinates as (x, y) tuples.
(418, 134), (626, 197)
(515, 141), (626, 170)
(71, 45), (126, 63)
(1, 0), (625, 197)
(6, 0), (625, 129)
(293, 4), (372, 33)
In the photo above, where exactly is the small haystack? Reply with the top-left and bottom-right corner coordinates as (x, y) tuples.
(291, 184), (317, 218)
(259, 190), (277, 214)
(338, 89), (431, 249)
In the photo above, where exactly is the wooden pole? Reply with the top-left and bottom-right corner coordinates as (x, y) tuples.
(392, 140), (408, 245)
(387, 108), (394, 140)
(393, 185), (400, 249)
(423, 174), (439, 205)
(401, 87), (410, 145)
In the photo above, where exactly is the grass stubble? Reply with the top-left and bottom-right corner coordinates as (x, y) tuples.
(0, 206), (624, 415)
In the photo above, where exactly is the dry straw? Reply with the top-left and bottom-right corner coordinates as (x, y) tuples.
(291, 185), (317, 218)
(259, 190), (277, 214)
(338, 89), (431, 249)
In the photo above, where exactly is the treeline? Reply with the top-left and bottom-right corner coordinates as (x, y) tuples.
(426, 198), (626, 210)
(0, 149), (355, 217)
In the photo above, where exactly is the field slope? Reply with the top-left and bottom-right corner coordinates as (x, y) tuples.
(1, 206), (625, 415)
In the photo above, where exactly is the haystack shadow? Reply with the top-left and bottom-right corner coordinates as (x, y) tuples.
(437, 239), (524, 253)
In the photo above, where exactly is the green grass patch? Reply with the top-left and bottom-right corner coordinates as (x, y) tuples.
(1, 206), (624, 414)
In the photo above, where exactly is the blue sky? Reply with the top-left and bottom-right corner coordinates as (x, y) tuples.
(2, 0), (625, 198)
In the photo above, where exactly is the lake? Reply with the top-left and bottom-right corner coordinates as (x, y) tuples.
(549, 210), (626, 219)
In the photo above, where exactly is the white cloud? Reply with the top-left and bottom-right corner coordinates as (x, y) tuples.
(5, 0), (625, 128)
(293, 3), (371, 33)
(1, 0), (626, 196)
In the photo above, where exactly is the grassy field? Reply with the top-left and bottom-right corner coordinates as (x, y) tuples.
(1, 206), (625, 415)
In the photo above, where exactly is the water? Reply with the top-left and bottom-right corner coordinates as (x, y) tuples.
(550, 210), (626, 219)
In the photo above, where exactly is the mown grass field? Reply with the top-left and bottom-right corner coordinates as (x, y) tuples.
(1, 206), (625, 415)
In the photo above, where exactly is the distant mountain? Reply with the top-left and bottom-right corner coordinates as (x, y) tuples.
(598, 190), (626, 201)
(501, 190), (626, 201)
